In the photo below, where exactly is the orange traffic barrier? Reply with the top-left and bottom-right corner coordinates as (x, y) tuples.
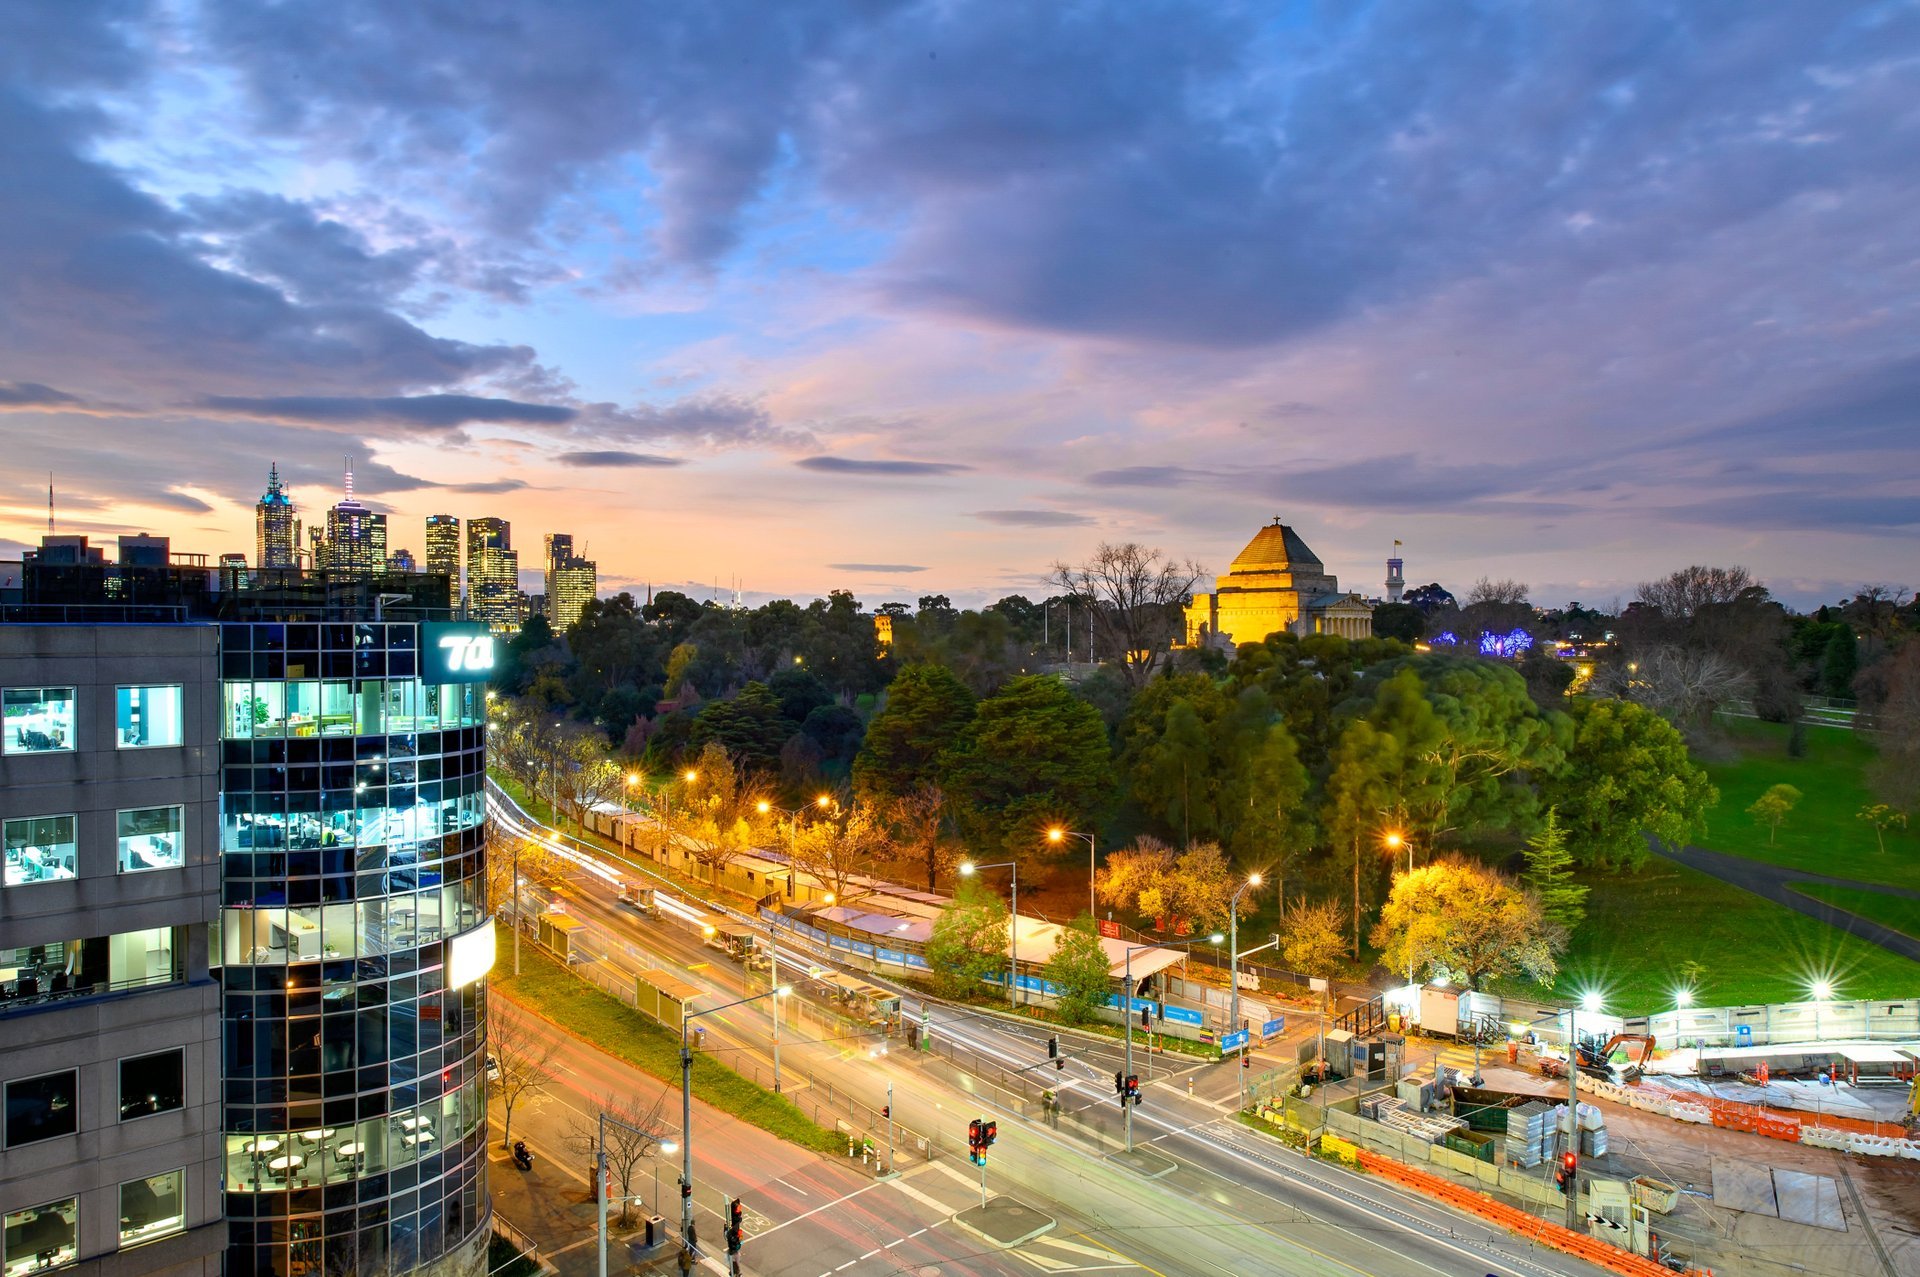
(1637, 1081), (1908, 1142)
(1351, 1149), (1710, 1277)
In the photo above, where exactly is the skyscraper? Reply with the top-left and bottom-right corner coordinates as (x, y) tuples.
(387, 547), (417, 573)
(549, 556), (597, 634)
(254, 463), (297, 569)
(425, 516), (461, 601)
(541, 534), (597, 633)
(465, 518), (520, 632)
(311, 462), (387, 576)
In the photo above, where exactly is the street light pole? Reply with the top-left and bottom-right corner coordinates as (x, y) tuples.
(1048, 828), (1098, 921)
(680, 987), (789, 1260)
(960, 860), (1020, 1006)
(1119, 934), (1223, 1152)
(512, 839), (522, 977)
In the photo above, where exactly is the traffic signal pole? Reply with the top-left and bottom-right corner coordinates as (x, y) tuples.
(1565, 1005), (1580, 1231)
(1123, 949), (1135, 1152)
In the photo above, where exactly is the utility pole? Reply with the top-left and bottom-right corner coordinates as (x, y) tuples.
(1565, 1005), (1580, 1231)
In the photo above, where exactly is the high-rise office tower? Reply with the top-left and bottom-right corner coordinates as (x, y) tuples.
(425, 517), (461, 601)
(387, 548), (417, 573)
(255, 464), (298, 570)
(0, 553), (493, 1277)
(548, 558), (596, 634)
(313, 463), (387, 577)
(541, 534), (596, 633)
(465, 519), (519, 632)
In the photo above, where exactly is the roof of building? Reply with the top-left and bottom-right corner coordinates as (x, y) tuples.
(1307, 591), (1373, 611)
(1228, 519), (1324, 577)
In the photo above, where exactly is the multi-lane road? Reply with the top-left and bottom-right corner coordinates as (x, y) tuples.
(489, 786), (1613, 1277)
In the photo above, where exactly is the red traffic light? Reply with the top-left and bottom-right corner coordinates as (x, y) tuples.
(729, 1198), (744, 1228)
(981, 1120), (997, 1148)
(967, 1118), (981, 1150)
(1562, 1152), (1577, 1171)
(882, 1105), (891, 1119)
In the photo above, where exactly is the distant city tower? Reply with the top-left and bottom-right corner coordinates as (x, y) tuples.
(1386, 540), (1405, 604)
(255, 461), (299, 569)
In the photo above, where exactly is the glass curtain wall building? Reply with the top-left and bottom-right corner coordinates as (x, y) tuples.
(216, 620), (494, 1277)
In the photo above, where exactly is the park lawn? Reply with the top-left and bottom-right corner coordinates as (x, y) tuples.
(494, 947), (846, 1157)
(1697, 717), (1920, 890)
(1788, 882), (1920, 942)
(492, 772), (562, 829)
(1498, 859), (1920, 1012)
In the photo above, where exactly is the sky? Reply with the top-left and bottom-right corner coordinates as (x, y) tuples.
(2, 1), (1916, 612)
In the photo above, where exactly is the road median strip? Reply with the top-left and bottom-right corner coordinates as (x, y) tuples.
(495, 945), (846, 1156)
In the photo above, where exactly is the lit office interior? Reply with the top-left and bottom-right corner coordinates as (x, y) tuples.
(0, 929), (181, 1009)
(3, 815), (76, 886)
(2, 687), (74, 754)
(114, 685), (183, 748)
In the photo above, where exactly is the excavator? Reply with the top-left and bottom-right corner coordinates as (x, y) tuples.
(1580, 1033), (1658, 1084)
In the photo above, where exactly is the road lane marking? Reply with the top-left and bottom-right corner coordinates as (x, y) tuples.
(776, 1177), (809, 1196)
(885, 1173), (962, 1217)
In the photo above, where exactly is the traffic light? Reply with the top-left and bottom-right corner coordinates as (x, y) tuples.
(980, 1120), (997, 1150)
(1113, 1071), (1125, 1097)
(1049, 1036), (1061, 1069)
(1555, 1151), (1577, 1194)
(967, 1118), (982, 1164)
(1125, 1074), (1141, 1105)
(726, 1197), (744, 1253)
(680, 1180), (692, 1200)
(881, 1104), (891, 1120)
(1141, 1006), (1152, 1029)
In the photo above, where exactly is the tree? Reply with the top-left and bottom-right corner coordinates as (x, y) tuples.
(657, 741), (770, 876)
(1820, 627), (1859, 699)
(1535, 698), (1718, 871)
(1636, 565), (1757, 621)
(1044, 916), (1114, 1026)
(691, 681), (790, 772)
(1747, 783), (1802, 845)
(551, 728), (627, 830)
(947, 675), (1115, 862)
(1856, 803), (1908, 855)
(1370, 602), (1424, 643)
(490, 1012), (565, 1150)
(787, 799), (891, 907)
(569, 1089), (670, 1227)
(1094, 836), (1236, 933)
(852, 664), (976, 801)
(1520, 808), (1588, 933)
(1049, 542), (1204, 688)
(925, 878), (1009, 998)
(1369, 856), (1558, 990)
(1280, 900), (1348, 996)
(1598, 644), (1751, 728)
(883, 784), (960, 892)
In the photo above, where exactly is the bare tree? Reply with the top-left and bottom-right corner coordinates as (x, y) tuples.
(788, 799), (891, 907)
(1635, 565), (1756, 621)
(569, 1089), (671, 1226)
(490, 1010), (565, 1150)
(484, 829), (568, 916)
(1596, 644), (1751, 727)
(550, 728), (626, 830)
(884, 784), (961, 892)
(1466, 578), (1530, 607)
(1050, 542), (1203, 687)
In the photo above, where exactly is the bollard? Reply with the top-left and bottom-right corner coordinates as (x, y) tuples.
(1188, 1077), (1194, 1096)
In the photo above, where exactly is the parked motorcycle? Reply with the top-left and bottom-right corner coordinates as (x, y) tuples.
(512, 1140), (534, 1171)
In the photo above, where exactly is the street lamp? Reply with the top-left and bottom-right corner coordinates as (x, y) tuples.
(1228, 872), (1263, 1111)
(1047, 827), (1097, 921)
(624, 771), (641, 814)
(1383, 831), (1415, 986)
(1119, 935), (1221, 1152)
(679, 989), (789, 1260)
(754, 797), (839, 1093)
(960, 860), (1019, 1007)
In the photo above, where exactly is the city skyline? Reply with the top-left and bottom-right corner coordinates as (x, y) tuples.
(2, 5), (1917, 612)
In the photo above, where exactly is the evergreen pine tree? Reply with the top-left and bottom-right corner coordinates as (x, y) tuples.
(1521, 807), (1589, 932)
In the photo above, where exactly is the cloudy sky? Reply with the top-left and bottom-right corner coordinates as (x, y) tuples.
(2, 1), (1916, 609)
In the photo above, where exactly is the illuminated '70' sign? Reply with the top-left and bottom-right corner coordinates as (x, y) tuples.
(438, 634), (495, 672)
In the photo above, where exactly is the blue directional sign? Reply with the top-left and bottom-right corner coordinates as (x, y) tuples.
(1221, 1029), (1250, 1051)
(1261, 1017), (1285, 1040)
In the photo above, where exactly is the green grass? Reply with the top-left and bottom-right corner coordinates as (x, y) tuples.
(1788, 882), (1920, 941)
(495, 946), (846, 1157)
(1505, 859), (1920, 1011)
(492, 772), (563, 829)
(1698, 717), (1920, 889)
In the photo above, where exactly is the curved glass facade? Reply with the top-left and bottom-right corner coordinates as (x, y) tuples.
(215, 623), (491, 1277)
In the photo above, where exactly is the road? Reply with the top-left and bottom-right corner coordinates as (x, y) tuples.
(490, 787), (1615, 1277)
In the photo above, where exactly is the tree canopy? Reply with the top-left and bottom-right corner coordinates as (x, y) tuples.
(1370, 855), (1559, 990)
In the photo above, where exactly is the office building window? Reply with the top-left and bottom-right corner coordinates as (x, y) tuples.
(115, 685), (183, 748)
(3, 815), (77, 887)
(2, 688), (74, 754)
(3, 1197), (77, 1274)
(3, 1071), (78, 1148)
(118, 1169), (184, 1248)
(119, 1049), (185, 1122)
(117, 806), (184, 873)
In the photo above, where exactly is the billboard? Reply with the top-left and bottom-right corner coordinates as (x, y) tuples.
(421, 621), (498, 683)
